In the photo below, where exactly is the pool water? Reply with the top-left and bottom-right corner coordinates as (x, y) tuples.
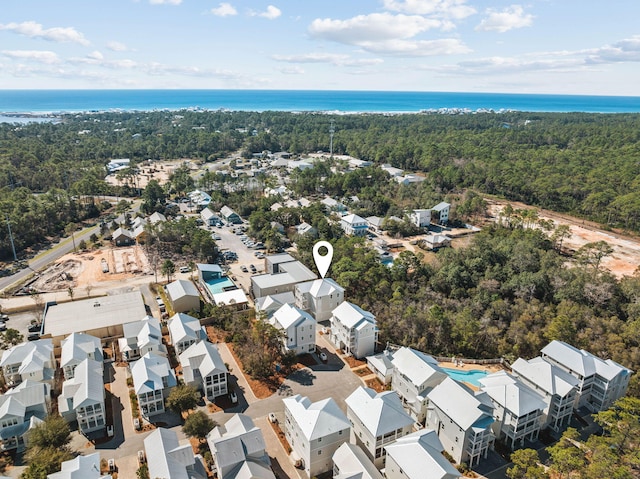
(441, 367), (488, 387)
(203, 276), (237, 295)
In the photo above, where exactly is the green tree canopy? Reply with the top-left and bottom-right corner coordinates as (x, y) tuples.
(166, 384), (200, 416)
(183, 410), (216, 442)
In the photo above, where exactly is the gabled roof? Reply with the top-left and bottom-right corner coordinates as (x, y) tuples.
(179, 341), (228, 382)
(166, 279), (200, 301)
(200, 208), (217, 220)
(511, 357), (579, 398)
(120, 316), (163, 351)
(332, 443), (383, 479)
(332, 302), (375, 330)
(271, 304), (315, 330)
(478, 371), (546, 417)
(4, 380), (49, 411)
(149, 211), (167, 224)
(296, 278), (345, 298)
(391, 347), (446, 388)
(168, 313), (202, 344)
(0, 396), (25, 421)
(341, 213), (367, 225)
(220, 205), (239, 217)
(197, 263), (223, 274)
(58, 359), (104, 413)
(385, 429), (460, 479)
(366, 351), (395, 376)
(112, 227), (133, 239)
(1, 339), (53, 374)
(255, 292), (296, 314)
(427, 378), (494, 431)
(283, 394), (350, 441)
(541, 340), (596, 377)
(144, 428), (199, 479)
(131, 352), (176, 394)
(346, 387), (413, 437)
(47, 452), (111, 479)
(60, 332), (102, 368)
(432, 202), (450, 211)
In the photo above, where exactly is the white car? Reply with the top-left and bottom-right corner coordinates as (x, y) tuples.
(268, 412), (277, 423)
(319, 352), (328, 362)
(230, 390), (238, 404)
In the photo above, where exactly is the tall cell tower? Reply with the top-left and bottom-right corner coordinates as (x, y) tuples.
(329, 120), (335, 157)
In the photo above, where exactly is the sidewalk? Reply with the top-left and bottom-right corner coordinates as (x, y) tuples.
(216, 341), (259, 405)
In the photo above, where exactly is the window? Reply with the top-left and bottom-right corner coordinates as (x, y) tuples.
(318, 450), (322, 455)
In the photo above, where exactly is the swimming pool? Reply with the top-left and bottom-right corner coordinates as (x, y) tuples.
(441, 367), (488, 387)
(203, 276), (237, 296)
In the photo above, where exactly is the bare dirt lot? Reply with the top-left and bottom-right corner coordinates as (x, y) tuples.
(485, 198), (640, 279)
(103, 159), (196, 189)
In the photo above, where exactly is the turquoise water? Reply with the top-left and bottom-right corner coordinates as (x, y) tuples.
(2, 89), (640, 114)
(441, 367), (488, 387)
(203, 276), (236, 295)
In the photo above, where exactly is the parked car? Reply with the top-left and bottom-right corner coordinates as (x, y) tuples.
(0, 314), (9, 321)
(249, 264), (256, 273)
(28, 323), (41, 332)
(268, 412), (277, 424)
(137, 450), (146, 465)
(0, 322), (6, 332)
(319, 352), (328, 362)
(27, 332), (40, 341)
(240, 265), (248, 273)
(133, 418), (141, 430)
(230, 390), (238, 404)
(179, 266), (189, 273)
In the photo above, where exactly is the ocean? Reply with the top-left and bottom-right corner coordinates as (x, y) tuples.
(1, 89), (640, 116)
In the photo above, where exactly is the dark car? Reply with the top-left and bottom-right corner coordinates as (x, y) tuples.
(28, 323), (41, 332)
(249, 264), (257, 273)
(241, 265), (248, 273)
(27, 332), (40, 341)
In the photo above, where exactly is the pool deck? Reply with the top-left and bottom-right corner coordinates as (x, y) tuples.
(437, 361), (505, 390)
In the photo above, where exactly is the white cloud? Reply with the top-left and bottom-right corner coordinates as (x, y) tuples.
(277, 66), (305, 75)
(272, 52), (384, 66)
(211, 3), (237, 17)
(382, 0), (476, 19)
(149, 0), (182, 4)
(0, 21), (89, 45)
(363, 38), (470, 56)
(87, 51), (104, 61)
(585, 36), (640, 64)
(250, 5), (281, 20)
(107, 41), (130, 52)
(2, 50), (60, 64)
(476, 5), (533, 33)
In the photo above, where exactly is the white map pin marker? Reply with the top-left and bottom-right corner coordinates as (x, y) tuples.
(313, 241), (333, 279)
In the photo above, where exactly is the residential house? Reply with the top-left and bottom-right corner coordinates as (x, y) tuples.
(295, 278), (345, 322)
(410, 209), (432, 228)
(264, 253), (296, 274)
(166, 279), (201, 313)
(251, 260), (317, 298)
(58, 359), (106, 434)
(118, 316), (166, 362)
(131, 352), (177, 419)
(47, 452), (112, 479)
(207, 414), (275, 479)
(366, 350), (395, 385)
(380, 164), (404, 177)
(255, 292), (296, 319)
(345, 387), (414, 468)
(0, 380), (49, 452)
(541, 340), (632, 412)
(189, 189), (211, 208)
(144, 427), (207, 479)
(168, 312), (205, 355)
(283, 394), (351, 478)
(149, 211), (167, 224)
(288, 160), (313, 171)
(60, 332), (103, 380)
(111, 227), (134, 246)
(296, 222), (318, 238)
(271, 221), (285, 234)
(132, 218), (148, 243)
(0, 339), (55, 387)
(269, 304), (316, 355)
(384, 429), (461, 479)
(390, 347), (447, 423)
(424, 234), (452, 251)
(478, 372), (546, 449)
(321, 197), (347, 214)
(220, 205), (241, 224)
(332, 442), (383, 479)
(348, 158), (372, 168)
(395, 174), (426, 186)
(366, 216), (384, 233)
(329, 302), (377, 359)
(340, 214), (369, 237)
(201, 207), (219, 226)
(179, 341), (228, 401)
(426, 378), (494, 467)
(511, 357), (579, 432)
(432, 202), (451, 225)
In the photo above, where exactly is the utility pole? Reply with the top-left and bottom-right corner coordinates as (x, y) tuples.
(329, 120), (335, 157)
(5, 215), (18, 262)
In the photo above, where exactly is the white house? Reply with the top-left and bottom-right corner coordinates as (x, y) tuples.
(295, 278), (345, 322)
(366, 350), (395, 385)
(251, 260), (317, 298)
(207, 414), (275, 479)
(410, 209), (432, 228)
(332, 442), (383, 479)
(60, 332), (103, 380)
(366, 216), (384, 233)
(390, 347), (448, 423)
(340, 214), (369, 237)
(179, 341), (228, 401)
(380, 164), (404, 177)
(296, 222), (318, 238)
(47, 452), (112, 479)
(426, 378), (494, 467)
(329, 302), (377, 359)
(345, 387), (414, 468)
(200, 207), (219, 226)
(511, 356), (579, 432)
(168, 313), (206, 355)
(384, 429), (461, 479)
(283, 394), (351, 478)
(166, 279), (201, 313)
(118, 316), (166, 362)
(0, 380), (49, 452)
(58, 359), (106, 434)
(131, 352), (177, 419)
(540, 340), (632, 412)
(270, 303), (317, 355)
(424, 234), (452, 250)
(432, 202), (450, 224)
(0, 339), (55, 387)
(144, 427), (207, 479)
(478, 371), (546, 449)
(255, 291), (296, 319)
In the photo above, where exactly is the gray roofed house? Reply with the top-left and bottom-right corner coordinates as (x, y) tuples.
(251, 261), (317, 299)
(431, 202), (451, 224)
(144, 427), (207, 479)
(0, 380), (50, 452)
(366, 216), (384, 232)
(329, 301), (377, 359)
(149, 211), (167, 224)
(478, 371), (546, 449)
(340, 214), (368, 237)
(366, 350), (395, 385)
(295, 222), (317, 238)
(269, 304), (316, 355)
(254, 291), (296, 319)
(332, 442), (383, 479)
(179, 341), (228, 400)
(426, 378), (494, 467)
(166, 279), (201, 313)
(345, 387), (414, 468)
(131, 352), (177, 418)
(0, 338), (55, 387)
(168, 312), (205, 354)
(384, 429), (461, 479)
(112, 227), (134, 246)
(220, 205), (241, 224)
(207, 413), (274, 479)
(200, 207), (219, 226)
(47, 452), (112, 479)
(58, 358), (106, 434)
(283, 394), (350, 478)
(295, 278), (345, 322)
(60, 332), (103, 380)
(118, 315), (166, 362)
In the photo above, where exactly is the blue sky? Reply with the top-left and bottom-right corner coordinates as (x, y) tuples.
(1, 0), (640, 95)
